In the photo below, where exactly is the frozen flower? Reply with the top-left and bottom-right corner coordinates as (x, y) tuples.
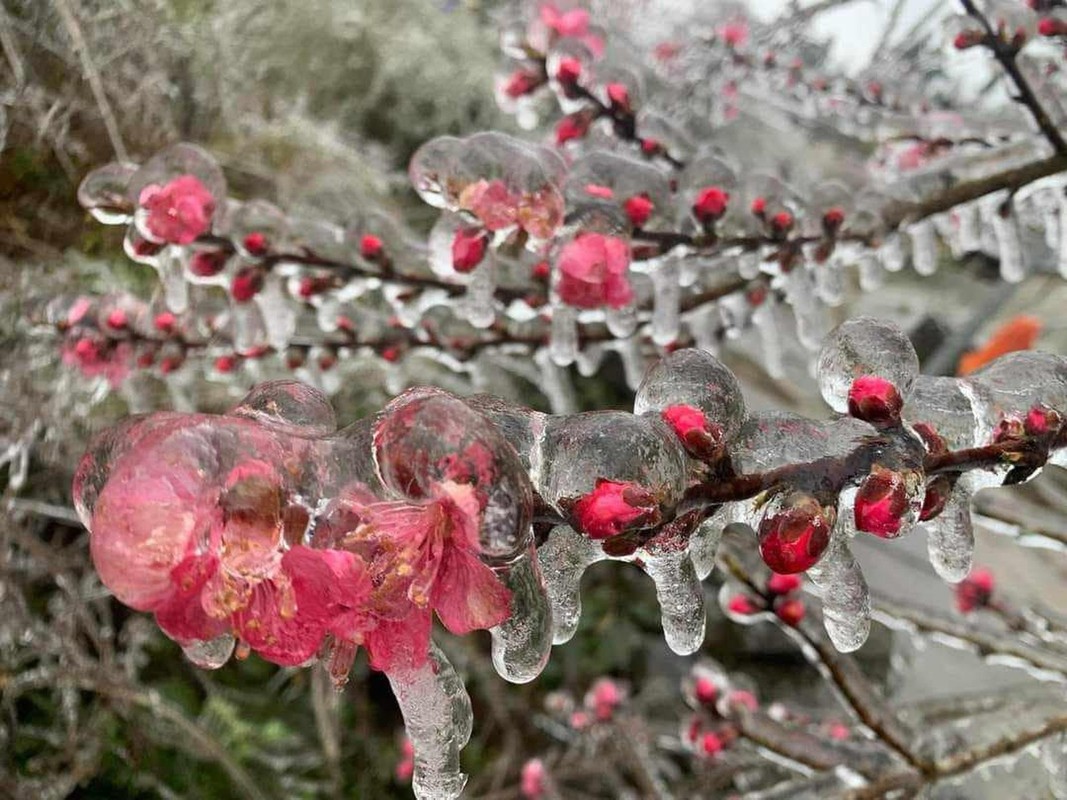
(138, 174), (215, 245)
(571, 478), (659, 538)
(556, 232), (633, 309)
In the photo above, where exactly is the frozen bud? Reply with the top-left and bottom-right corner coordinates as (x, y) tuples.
(920, 475), (952, 521)
(520, 759), (546, 800)
(818, 317), (919, 413)
(955, 567), (995, 612)
(555, 57), (582, 84)
(692, 186), (730, 224)
(758, 493), (834, 574)
(694, 676), (718, 705)
(360, 234), (384, 260)
(623, 194), (654, 227)
(606, 82), (631, 113)
(214, 354), (239, 373)
(503, 69), (541, 98)
(189, 249), (227, 277)
(640, 137), (662, 156)
(847, 375), (903, 426)
(769, 211), (794, 236)
(766, 573), (802, 595)
(571, 479), (660, 539)
(1025, 403), (1062, 436)
(823, 206), (845, 235)
(556, 113), (590, 144)
(661, 404), (725, 459)
(1039, 16), (1067, 36)
(855, 467), (910, 538)
(231, 267), (264, 303)
(993, 415), (1025, 443)
(105, 309), (128, 330)
(451, 227), (488, 273)
(531, 260), (550, 281)
(750, 196), (767, 217)
(774, 597), (805, 626)
(243, 231), (268, 255)
(556, 232), (633, 309)
(154, 312), (177, 333)
(138, 174), (215, 245)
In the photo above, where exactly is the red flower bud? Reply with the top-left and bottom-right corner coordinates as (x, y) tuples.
(556, 57), (582, 84)
(700, 732), (724, 756)
(451, 227), (489, 273)
(623, 194), (655, 227)
(1039, 17), (1067, 36)
(750, 196), (767, 216)
(556, 113), (590, 144)
(243, 231), (268, 255)
(692, 186), (730, 223)
(189, 249), (227, 277)
(920, 475), (952, 521)
(105, 309), (128, 330)
(503, 69), (541, 98)
(1025, 403), (1061, 435)
(640, 137), (662, 156)
(606, 82), (631, 112)
(758, 494), (833, 574)
(661, 404), (724, 459)
(727, 594), (760, 616)
(955, 567), (995, 613)
(381, 346), (401, 363)
(847, 375), (903, 426)
(911, 422), (947, 454)
(694, 677), (718, 705)
(572, 478), (660, 539)
(214, 354), (238, 373)
(531, 260), (551, 280)
(153, 312), (177, 333)
(360, 234), (384, 260)
(855, 467), (910, 538)
(766, 573), (802, 595)
(822, 206), (846, 234)
(770, 210), (794, 235)
(774, 597), (806, 626)
(231, 267), (264, 303)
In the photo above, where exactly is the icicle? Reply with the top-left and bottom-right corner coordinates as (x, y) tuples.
(488, 543), (553, 683)
(386, 643), (472, 800)
(548, 303), (578, 367)
(752, 298), (784, 380)
(738, 249), (762, 279)
(576, 343), (605, 377)
(814, 256), (844, 307)
(537, 525), (601, 644)
(907, 220), (938, 276)
(1057, 192), (1067, 279)
(254, 273), (297, 352)
(613, 336), (647, 391)
(784, 266), (826, 351)
(315, 294), (341, 333)
(181, 633), (235, 669)
(957, 201), (982, 254)
(687, 304), (722, 355)
(534, 348), (577, 414)
(924, 485), (974, 584)
(990, 199), (1027, 283)
(460, 259), (496, 329)
(878, 232), (905, 272)
(932, 212), (962, 259)
(856, 252), (884, 292)
(642, 546), (707, 655)
(605, 303), (637, 338)
(651, 257), (681, 346)
(231, 302), (266, 354)
(157, 247), (190, 313)
(1043, 732), (1067, 799)
(807, 503), (871, 652)
(690, 511), (728, 580)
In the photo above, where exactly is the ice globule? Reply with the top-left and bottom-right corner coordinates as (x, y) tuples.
(181, 633), (236, 670)
(610, 335), (647, 392)
(903, 375), (984, 451)
(254, 272), (297, 352)
(78, 162), (139, 225)
(807, 493), (872, 652)
(817, 317), (920, 413)
(488, 543), (553, 683)
(923, 483), (974, 584)
(856, 252), (885, 292)
(386, 643), (472, 800)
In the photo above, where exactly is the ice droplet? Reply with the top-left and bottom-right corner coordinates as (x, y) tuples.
(752, 298), (784, 379)
(489, 544), (553, 683)
(181, 633), (235, 669)
(650, 257), (681, 346)
(231, 301), (266, 355)
(958, 201), (983, 254)
(534, 348), (577, 414)
(537, 524), (600, 644)
(386, 644), (472, 800)
(605, 303), (637, 338)
(924, 484), (974, 584)
(784, 264), (827, 351)
(907, 220), (938, 276)
(689, 508), (731, 580)
(814, 255), (845, 306)
(642, 545), (707, 655)
(612, 336), (647, 392)
(807, 504), (871, 652)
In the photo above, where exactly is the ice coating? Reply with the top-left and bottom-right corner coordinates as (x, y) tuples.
(538, 524), (600, 644)
(807, 499), (872, 652)
(923, 484), (975, 584)
(488, 544), (553, 683)
(817, 317), (920, 413)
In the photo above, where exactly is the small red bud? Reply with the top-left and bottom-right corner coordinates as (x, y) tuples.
(214, 354), (238, 373)
(727, 594), (760, 616)
(243, 232), (268, 255)
(774, 598), (806, 626)
(532, 260), (551, 281)
(661, 404), (724, 460)
(231, 267), (264, 303)
(555, 57), (582, 84)
(606, 82), (631, 112)
(855, 467), (910, 538)
(766, 573), (802, 595)
(153, 312), (177, 333)
(451, 227), (489, 273)
(955, 567), (995, 613)
(623, 194), (655, 227)
(847, 375), (903, 426)
(105, 309), (128, 330)
(189, 249), (227, 277)
(920, 475), (952, 521)
(693, 186), (731, 224)
(770, 210), (794, 235)
(694, 677), (718, 705)
(911, 422), (947, 454)
(758, 494), (833, 574)
(360, 234), (384, 260)
(750, 196), (767, 217)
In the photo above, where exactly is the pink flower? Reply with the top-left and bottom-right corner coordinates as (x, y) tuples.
(451, 227), (489, 273)
(541, 4), (590, 37)
(556, 232), (633, 309)
(718, 20), (749, 47)
(694, 676), (718, 705)
(571, 478), (659, 539)
(854, 467), (909, 538)
(847, 375), (903, 426)
(520, 759), (546, 799)
(138, 175), (216, 245)
(956, 567), (995, 613)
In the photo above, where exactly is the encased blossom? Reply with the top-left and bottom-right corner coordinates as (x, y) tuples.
(571, 478), (659, 538)
(556, 232), (633, 309)
(138, 174), (216, 245)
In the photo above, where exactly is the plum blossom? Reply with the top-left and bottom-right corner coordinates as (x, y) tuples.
(571, 478), (659, 538)
(138, 174), (216, 245)
(556, 232), (633, 309)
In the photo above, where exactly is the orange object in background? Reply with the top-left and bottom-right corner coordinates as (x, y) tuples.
(957, 315), (1043, 375)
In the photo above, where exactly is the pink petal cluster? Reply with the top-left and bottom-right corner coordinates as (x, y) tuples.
(854, 467), (910, 538)
(138, 174), (216, 245)
(571, 478), (658, 539)
(556, 232), (633, 309)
